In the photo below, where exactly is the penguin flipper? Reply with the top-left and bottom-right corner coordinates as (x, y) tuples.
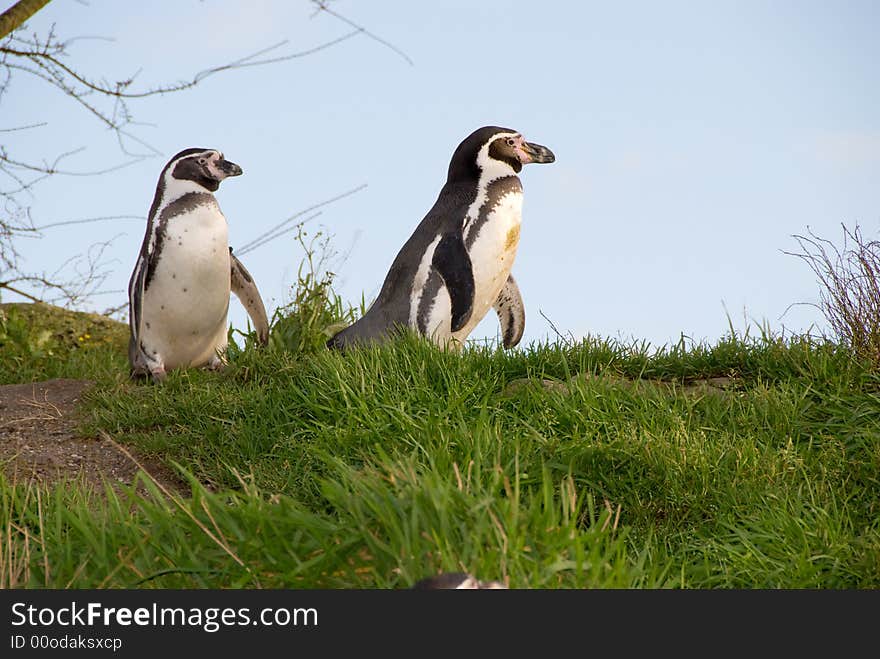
(431, 233), (475, 333)
(493, 274), (525, 349)
(229, 249), (270, 345)
(127, 254), (149, 373)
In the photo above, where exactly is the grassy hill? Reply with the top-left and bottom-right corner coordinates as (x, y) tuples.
(1, 301), (878, 588)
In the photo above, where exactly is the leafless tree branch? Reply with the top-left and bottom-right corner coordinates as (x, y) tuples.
(0, 1), (406, 312)
(0, 0), (51, 41)
(235, 184), (368, 256)
(311, 0), (413, 66)
(32, 214), (144, 232)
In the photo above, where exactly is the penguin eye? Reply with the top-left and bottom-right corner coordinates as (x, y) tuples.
(198, 157), (207, 165)
(506, 138), (516, 147)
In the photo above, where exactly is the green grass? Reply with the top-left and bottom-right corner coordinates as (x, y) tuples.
(1, 301), (879, 588)
(0, 302), (129, 384)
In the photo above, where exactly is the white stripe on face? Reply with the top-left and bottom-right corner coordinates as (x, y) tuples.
(147, 152), (219, 254)
(462, 134), (520, 239)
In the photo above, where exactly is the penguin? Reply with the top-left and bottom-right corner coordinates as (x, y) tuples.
(327, 126), (554, 351)
(127, 148), (269, 382)
(411, 572), (507, 589)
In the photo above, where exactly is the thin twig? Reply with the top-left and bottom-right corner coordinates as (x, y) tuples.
(235, 211), (323, 257)
(33, 215), (144, 232)
(539, 308), (575, 347)
(311, 0), (414, 66)
(235, 183), (367, 255)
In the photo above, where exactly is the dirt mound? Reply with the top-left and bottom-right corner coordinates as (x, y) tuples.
(0, 378), (186, 495)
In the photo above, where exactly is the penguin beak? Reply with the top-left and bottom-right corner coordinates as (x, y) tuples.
(218, 158), (243, 178)
(520, 141), (555, 164)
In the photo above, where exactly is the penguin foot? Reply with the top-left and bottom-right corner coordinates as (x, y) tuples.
(130, 365), (166, 384)
(206, 353), (228, 372)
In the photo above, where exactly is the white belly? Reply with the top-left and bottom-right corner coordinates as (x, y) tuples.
(453, 191), (522, 342)
(140, 206), (231, 368)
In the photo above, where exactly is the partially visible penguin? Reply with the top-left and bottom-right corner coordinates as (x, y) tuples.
(128, 148), (269, 382)
(411, 572), (507, 589)
(327, 126), (554, 351)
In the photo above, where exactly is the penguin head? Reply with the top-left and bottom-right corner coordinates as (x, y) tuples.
(163, 148), (243, 194)
(447, 126), (555, 182)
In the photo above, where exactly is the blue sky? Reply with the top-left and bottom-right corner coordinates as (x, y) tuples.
(4, 0), (879, 349)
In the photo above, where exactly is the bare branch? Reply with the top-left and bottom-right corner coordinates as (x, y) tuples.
(189, 32), (364, 85)
(235, 184), (368, 256)
(100, 300), (128, 319)
(46, 288), (125, 304)
(0, 2), (391, 316)
(32, 215), (144, 232)
(0, 121), (47, 132)
(0, 149), (145, 177)
(0, 281), (42, 302)
(236, 211), (324, 257)
(539, 308), (576, 347)
(0, 0), (52, 41)
(311, 0), (413, 66)
(2, 30), (366, 105)
(0, 234), (121, 309)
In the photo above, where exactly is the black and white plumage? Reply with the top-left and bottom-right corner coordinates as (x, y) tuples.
(127, 148), (269, 382)
(411, 572), (507, 589)
(328, 126), (554, 351)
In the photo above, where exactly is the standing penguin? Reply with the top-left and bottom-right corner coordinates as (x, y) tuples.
(128, 148), (269, 382)
(327, 126), (554, 351)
